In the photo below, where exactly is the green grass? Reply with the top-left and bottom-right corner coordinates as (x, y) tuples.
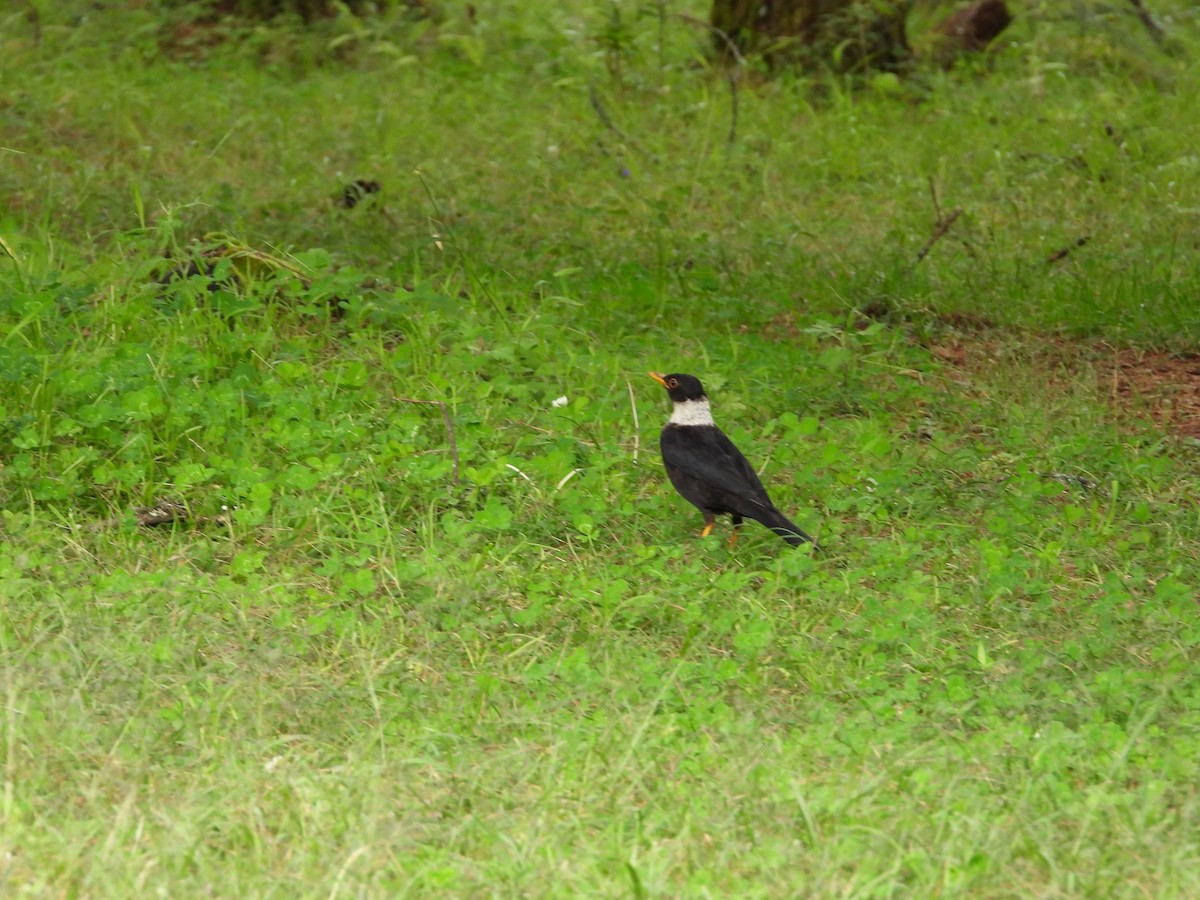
(3, 1), (1200, 895)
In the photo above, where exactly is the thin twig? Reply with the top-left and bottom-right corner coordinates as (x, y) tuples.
(1111, 347), (1120, 407)
(915, 208), (962, 264)
(626, 380), (640, 463)
(589, 13), (744, 167)
(1125, 0), (1166, 44)
(726, 70), (739, 150)
(505, 463), (534, 484)
(398, 397), (459, 483)
(675, 12), (744, 150)
(588, 85), (656, 164)
(413, 170), (512, 334)
(676, 11), (745, 66)
(927, 176), (943, 223)
(588, 84), (619, 134)
(555, 469), (582, 492)
(1046, 235), (1090, 265)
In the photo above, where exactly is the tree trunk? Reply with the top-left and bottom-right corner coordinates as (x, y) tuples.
(711, 0), (911, 73)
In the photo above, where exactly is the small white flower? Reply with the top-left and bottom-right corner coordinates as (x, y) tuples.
(552, 396), (568, 408)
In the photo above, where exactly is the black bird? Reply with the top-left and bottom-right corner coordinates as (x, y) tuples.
(649, 372), (818, 549)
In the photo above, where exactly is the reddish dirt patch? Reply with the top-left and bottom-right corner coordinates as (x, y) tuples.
(1108, 350), (1200, 440)
(931, 333), (1200, 439)
(800, 301), (1198, 439)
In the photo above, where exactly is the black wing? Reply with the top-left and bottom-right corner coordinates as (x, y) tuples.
(660, 425), (775, 512)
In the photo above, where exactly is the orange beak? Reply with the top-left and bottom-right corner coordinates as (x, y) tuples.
(648, 372), (668, 387)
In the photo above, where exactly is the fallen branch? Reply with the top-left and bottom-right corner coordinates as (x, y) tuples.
(79, 500), (235, 532)
(132, 501), (190, 526)
(1125, 0), (1166, 45)
(676, 11), (746, 67)
(588, 86), (655, 165)
(398, 397), (459, 483)
(1046, 236), (1090, 265)
(915, 208), (962, 264)
(1040, 472), (1101, 493)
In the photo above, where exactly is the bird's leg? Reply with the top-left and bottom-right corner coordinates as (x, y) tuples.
(699, 512), (716, 538)
(729, 514), (743, 547)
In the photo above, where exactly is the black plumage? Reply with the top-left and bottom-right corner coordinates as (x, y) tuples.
(650, 371), (818, 549)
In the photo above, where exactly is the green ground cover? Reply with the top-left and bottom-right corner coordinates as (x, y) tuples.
(2, 1), (1199, 895)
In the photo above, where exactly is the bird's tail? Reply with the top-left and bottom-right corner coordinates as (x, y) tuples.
(757, 508), (819, 549)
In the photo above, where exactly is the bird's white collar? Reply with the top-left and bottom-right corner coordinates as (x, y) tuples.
(668, 398), (715, 426)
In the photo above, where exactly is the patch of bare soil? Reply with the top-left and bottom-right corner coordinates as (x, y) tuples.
(1108, 350), (1200, 440)
(930, 327), (1200, 439)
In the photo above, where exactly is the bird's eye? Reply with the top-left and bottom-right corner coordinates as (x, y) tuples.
(667, 378), (679, 388)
